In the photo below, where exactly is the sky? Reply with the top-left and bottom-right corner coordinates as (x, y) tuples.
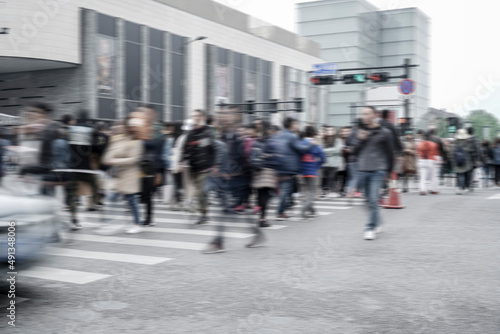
(214, 0), (500, 118)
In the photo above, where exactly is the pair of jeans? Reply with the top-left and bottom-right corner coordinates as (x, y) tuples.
(457, 172), (466, 190)
(322, 167), (338, 193)
(347, 162), (359, 193)
(107, 192), (140, 225)
(357, 170), (386, 231)
(141, 177), (155, 224)
(482, 164), (491, 186)
(301, 177), (317, 216)
(277, 176), (294, 215)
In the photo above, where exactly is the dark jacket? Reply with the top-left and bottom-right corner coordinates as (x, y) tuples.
(273, 129), (313, 175)
(183, 125), (216, 173)
(221, 131), (247, 175)
(353, 126), (394, 172)
(67, 122), (97, 171)
(39, 120), (61, 170)
(250, 137), (281, 171)
(379, 119), (402, 155)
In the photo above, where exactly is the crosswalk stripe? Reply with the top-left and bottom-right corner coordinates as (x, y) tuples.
(64, 233), (206, 251)
(80, 222), (255, 239)
(60, 213), (288, 230)
(44, 247), (172, 265)
(22, 266), (111, 284)
(487, 193), (500, 199)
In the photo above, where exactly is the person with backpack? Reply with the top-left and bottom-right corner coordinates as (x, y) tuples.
(481, 140), (494, 187)
(417, 130), (439, 195)
(493, 138), (500, 187)
(299, 126), (326, 219)
(450, 129), (474, 195)
(250, 120), (279, 230)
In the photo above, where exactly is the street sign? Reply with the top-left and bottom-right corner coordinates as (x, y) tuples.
(313, 63), (338, 75)
(398, 79), (415, 95)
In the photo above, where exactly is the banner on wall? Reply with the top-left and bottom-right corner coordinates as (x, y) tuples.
(97, 35), (116, 97)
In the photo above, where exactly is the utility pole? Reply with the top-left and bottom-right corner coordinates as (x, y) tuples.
(403, 58), (411, 119)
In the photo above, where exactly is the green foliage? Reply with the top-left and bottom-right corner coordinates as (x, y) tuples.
(466, 110), (499, 141)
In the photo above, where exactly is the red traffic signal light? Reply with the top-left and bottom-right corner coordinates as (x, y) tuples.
(311, 76), (334, 85)
(369, 72), (389, 82)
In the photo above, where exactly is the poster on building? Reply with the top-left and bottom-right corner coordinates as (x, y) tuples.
(96, 35), (116, 97)
(215, 64), (229, 104)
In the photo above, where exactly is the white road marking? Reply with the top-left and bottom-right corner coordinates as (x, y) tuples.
(22, 266), (111, 284)
(64, 234), (206, 251)
(44, 247), (172, 265)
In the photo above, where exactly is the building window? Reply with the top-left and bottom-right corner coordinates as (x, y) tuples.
(170, 33), (186, 121)
(214, 47), (230, 105)
(149, 28), (164, 107)
(125, 21), (142, 105)
(232, 52), (244, 104)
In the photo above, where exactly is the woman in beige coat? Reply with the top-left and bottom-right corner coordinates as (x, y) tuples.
(102, 117), (144, 234)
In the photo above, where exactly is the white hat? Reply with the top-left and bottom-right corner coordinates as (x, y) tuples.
(182, 119), (194, 131)
(455, 128), (470, 140)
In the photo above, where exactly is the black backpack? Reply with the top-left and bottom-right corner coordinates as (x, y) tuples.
(454, 146), (466, 167)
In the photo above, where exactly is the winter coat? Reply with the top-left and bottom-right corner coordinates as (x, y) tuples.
(102, 135), (143, 194)
(353, 126), (394, 172)
(379, 119), (403, 154)
(300, 138), (326, 177)
(183, 125), (216, 173)
(402, 141), (417, 174)
(448, 139), (473, 174)
(273, 129), (313, 175)
(251, 138), (280, 189)
(323, 138), (342, 168)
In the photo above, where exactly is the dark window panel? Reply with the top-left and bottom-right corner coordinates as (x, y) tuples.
(97, 14), (116, 37)
(171, 34), (186, 54)
(125, 101), (140, 114)
(171, 53), (184, 106)
(248, 56), (257, 72)
(98, 98), (116, 119)
(171, 106), (184, 121)
(217, 47), (229, 65)
(125, 21), (141, 43)
(233, 52), (243, 69)
(125, 42), (141, 101)
(149, 28), (164, 49)
(149, 48), (164, 104)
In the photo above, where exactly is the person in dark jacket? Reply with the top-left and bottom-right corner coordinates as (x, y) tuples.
(353, 107), (394, 240)
(465, 127), (482, 191)
(182, 109), (217, 225)
(273, 117), (316, 221)
(300, 125), (325, 219)
(137, 105), (166, 226)
(481, 140), (494, 187)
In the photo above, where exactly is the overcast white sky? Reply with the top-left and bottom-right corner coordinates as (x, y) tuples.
(214, 0), (500, 118)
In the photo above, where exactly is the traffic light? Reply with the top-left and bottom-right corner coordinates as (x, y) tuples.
(369, 72), (389, 82)
(311, 75), (334, 85)
(343, 74), (366, 84)
(447, 117), (459, 133)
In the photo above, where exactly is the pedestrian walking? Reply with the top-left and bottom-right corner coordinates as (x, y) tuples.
(352, 107), (394, 240)
(273, 117), (316, 221)
(102, 116), (143, 233)
(322, 126), (342, 198)
(300, 125), (325, 219)
(417, 130), (439, 195)
(401, 132), (417, 192)
(480, 140), (494, 187)
(492, 138), (500, 186)
(182, 109), (217, 225)
(449, 129), (474, 195)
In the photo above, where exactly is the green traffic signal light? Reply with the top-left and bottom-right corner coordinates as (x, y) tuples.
(353, 74), (366, 83)
(448, 125), (457, 133)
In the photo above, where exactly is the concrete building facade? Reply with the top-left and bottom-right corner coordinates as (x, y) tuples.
(0, 0), (326, 125)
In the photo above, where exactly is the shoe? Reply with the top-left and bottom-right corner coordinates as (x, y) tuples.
(301, 214), (309, 220)
(253, 206), (261, 214)
(328, 193), (340, 198)
(202, 241), (226, 254)
(419, 191), (427, 196)
(246, 232), (266, 248)
(259, 220), (271, 228)
(354, 192), (362, 198)
(402, 189), (408, 193)
(142, 221), (156, 226)
(87, 207), (98, 212)
(364, 230), (376, 240)
(71, 220), (82, 231)
(126, 225), (143, 234)
(276, 213), (290, 221)
(430, 191), (439, 195)
(456, 189), (464, 195)
(195, 216), (208, 225)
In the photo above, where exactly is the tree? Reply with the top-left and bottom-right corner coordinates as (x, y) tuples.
(466, 109), (499, 141)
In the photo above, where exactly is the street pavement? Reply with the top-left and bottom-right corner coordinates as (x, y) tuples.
(1, 183), (499, 333)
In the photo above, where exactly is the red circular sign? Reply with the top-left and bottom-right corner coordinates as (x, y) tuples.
(398, 79), (415, 95)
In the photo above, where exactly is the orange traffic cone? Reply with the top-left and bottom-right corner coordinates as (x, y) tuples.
(381, 171), (405, 209)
